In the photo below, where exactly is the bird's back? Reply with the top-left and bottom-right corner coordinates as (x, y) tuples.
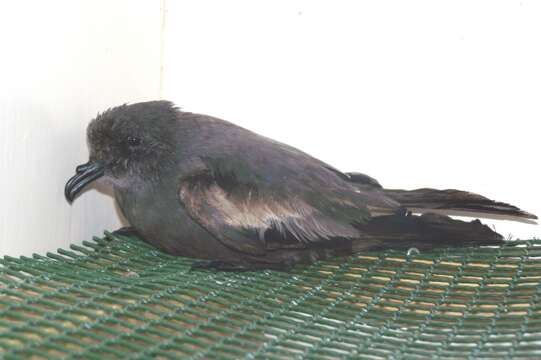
(174, 111), (401, 216)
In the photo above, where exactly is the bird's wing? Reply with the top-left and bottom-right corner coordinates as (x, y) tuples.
(177, 156), (396, 256)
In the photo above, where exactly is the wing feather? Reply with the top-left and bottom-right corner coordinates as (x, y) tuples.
(178, 167), (365, 255)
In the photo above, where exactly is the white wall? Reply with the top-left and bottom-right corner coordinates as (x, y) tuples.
(0, 1), (539, 256)
(163, 0), (540, 240)
(0, 1), (162, 255)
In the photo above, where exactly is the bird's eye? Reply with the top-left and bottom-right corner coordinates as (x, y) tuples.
(126, 136), (141, 147)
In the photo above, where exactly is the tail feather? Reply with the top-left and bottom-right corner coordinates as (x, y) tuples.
(343, 171), (534, 251)
(344, 171), (536, 221)
(383, 188), (537, 220)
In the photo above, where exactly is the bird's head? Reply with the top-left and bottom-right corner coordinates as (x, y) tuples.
(65, 100), (179, 203)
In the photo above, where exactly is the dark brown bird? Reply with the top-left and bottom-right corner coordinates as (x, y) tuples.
(65, 101), (537, 270)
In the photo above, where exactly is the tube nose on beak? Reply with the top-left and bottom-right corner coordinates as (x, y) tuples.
(75, 162), (95, 174)
(65, 161), (105, 203)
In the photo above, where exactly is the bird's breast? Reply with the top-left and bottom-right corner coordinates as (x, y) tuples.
(113, 183), (239, 260)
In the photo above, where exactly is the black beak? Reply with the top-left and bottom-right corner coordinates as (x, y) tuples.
(65, 161), (105, 203)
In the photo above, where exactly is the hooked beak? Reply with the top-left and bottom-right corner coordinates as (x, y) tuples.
(65, 161), (105, 203)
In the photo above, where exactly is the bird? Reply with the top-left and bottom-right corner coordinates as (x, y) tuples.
(65, 100), (537, 271)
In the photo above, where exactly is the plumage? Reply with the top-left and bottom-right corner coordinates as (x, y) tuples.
(65, 100), (537, 270)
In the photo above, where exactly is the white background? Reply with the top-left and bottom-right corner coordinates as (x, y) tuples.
(0, 1), (161, 255)
(163, 0), (540, 241)
(0, 0), (539, 255)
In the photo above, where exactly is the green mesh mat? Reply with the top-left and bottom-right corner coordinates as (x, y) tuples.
(1, 233), (541, 359)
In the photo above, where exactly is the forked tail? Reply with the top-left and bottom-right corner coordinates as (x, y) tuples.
(344, 172), (536, 251)
(344, 171), (537, 221)
(384, 188), (537, 220)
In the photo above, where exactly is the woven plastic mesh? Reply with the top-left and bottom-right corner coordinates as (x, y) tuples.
(1, 233), (541, 359)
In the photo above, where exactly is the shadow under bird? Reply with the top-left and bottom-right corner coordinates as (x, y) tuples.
(65, 101), (537, 270)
